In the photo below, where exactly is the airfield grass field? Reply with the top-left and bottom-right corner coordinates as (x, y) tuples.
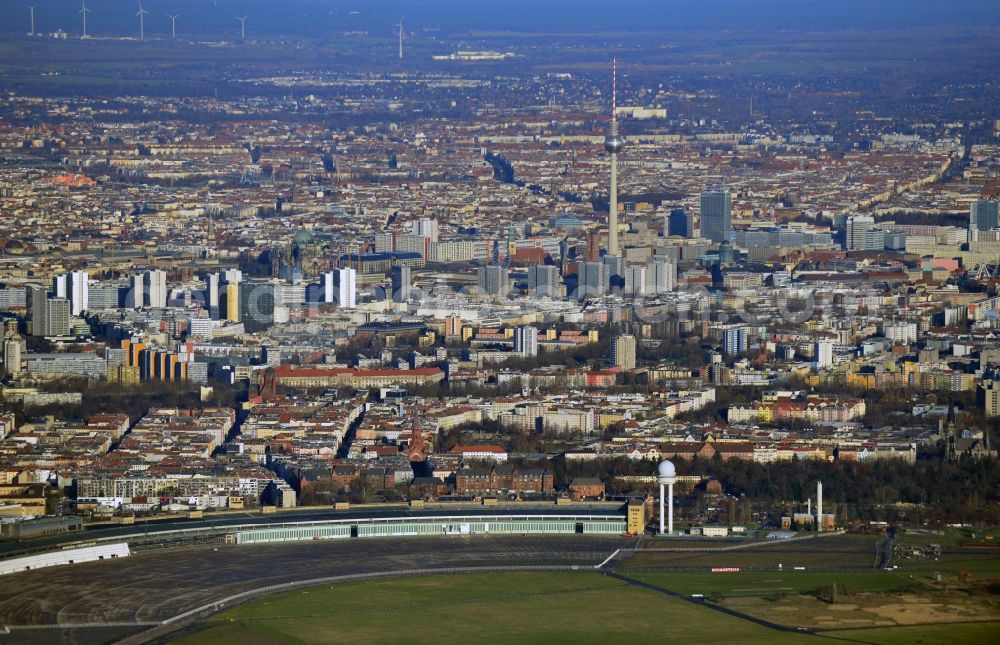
(617, 534), (1000, 634)
(629, 570), (914, 596)
(828, 622), (1000, 644)
(170, 572), (817, 645)
(168, 570), (1000, 644)
(619, 535), (880, 570)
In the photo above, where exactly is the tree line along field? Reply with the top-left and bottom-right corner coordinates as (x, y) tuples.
(167, 571), (1000, 645)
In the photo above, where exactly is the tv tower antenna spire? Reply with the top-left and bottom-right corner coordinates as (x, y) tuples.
(612, 57), (617, 123)
(603, 57), (624, 257)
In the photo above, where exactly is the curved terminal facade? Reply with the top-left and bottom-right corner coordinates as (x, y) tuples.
(0, 506), (632, 569)
(232, 513), (627, 544)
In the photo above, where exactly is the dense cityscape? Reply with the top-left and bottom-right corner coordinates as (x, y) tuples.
(0, 1), (999, 643)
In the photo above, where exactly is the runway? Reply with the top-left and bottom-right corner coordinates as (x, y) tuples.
(0, 535), (630, 627)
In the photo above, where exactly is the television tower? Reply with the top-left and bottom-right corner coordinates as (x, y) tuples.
(604, 58), (624, 257)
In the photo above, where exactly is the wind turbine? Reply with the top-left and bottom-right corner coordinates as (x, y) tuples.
(394, 19), (404, 60)
(28, 5), (35, 37)
(79, 1), (92, 38)
(168, 14), (179, 39)
(236, 15), (247, 41)
(135, 2), (149, 41)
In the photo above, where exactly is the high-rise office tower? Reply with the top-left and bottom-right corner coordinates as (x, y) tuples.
(586, 231), (601, 262)
(374, 232), (395, 253)
(28, 285), (47, 337)
(667, 208), (693, 238)
(970, 199), (999, 241)
(128, 274), (144, 309)
(527, 265), (559, 298)
(444, 314), (462, 338)
(611, 335), (636, 370)
(86, 284), (119, 310)
(144, 270), (167, 308)
(71, 271), (88, 316)
(412, 218), (439, 242)
(578, 261), (608, 300)
(604, 59), (625, 256)
(52, 275), (67, 299)
(224, 282), (240, 322)
(603, 254), (625, 294)
(3, 335), (21, 377)
(814, 340), (833, 369)
(239, 282), (276, 333)
(333, 267), (357, 308)
(646, 257), (676, 294)
(846, 215), (879, 251)
(206, 273), (220, 316)
(700, 185), (732, 244)
(514, 325), (539, 357)
(478, 265), (510, 296)
(323, 271), (335, 303)
(45, 298), (70, 337)
(391, 265), (411, 303)
(558, 237), (571, 273)
(625, 265), (647, 296)
(50, 272), (88, 317)
(722, 325), (751, 357)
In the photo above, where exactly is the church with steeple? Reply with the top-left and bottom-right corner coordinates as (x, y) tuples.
(939, 402), (996, 461)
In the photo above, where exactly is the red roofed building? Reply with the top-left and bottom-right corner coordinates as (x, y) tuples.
(587, 367), (621, 388)
(511, 247), (546, 265)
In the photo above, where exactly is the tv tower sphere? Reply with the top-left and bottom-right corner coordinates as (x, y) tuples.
(604, 132), (625, 154)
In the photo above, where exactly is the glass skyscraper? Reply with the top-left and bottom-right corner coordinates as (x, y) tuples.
(667, 208), (693, 238)
(970, 199), (999, 241)
(700, 185), (732, 244)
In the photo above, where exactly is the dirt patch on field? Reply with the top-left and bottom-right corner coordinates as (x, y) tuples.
(827, 604), (860, 611)
(866, 594), (996, 625)
(723, 595), (890, 629)
(721, 591), (1000, 630)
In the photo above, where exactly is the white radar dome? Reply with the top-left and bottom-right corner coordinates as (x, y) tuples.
(657, 460), (676, 478)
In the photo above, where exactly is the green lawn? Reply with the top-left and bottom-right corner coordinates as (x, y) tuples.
(168, 572), (1000, 644)
(622, 535), (880, 571)
(905, 556), (1000, 576)
(822, 621), (1000, 644)
(170, 572), (818, 644)
(630, 571), (913, 597)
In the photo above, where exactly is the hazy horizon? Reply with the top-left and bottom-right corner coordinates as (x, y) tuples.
(5, 0), (1000, 38)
